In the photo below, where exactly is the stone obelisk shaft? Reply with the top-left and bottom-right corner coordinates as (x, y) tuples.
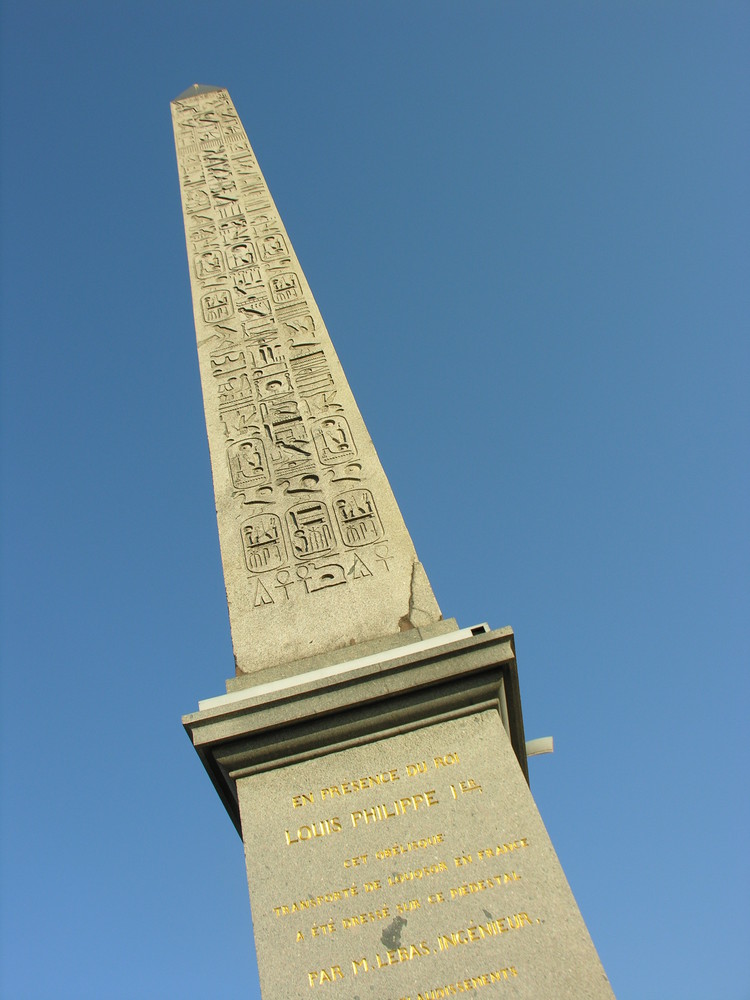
(171, 86), (442, 677)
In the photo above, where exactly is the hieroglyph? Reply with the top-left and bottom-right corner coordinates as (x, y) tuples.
(172, 87), (442, 676)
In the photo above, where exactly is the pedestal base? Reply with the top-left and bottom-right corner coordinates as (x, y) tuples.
(183, 626), (613, 999)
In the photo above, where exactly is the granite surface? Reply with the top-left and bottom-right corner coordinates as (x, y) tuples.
(237, 709), (614, 999)
(171, 87), (443, 676)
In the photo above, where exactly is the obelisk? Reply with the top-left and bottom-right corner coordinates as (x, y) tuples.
(174, 86), (614, 999)
(171, 84), (444, 681)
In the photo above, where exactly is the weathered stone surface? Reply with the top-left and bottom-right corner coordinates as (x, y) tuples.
(171, 87), (443, 677)
(237, 709), (613, 999)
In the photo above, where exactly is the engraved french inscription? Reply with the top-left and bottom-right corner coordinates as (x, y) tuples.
(235, 712), (591, 998)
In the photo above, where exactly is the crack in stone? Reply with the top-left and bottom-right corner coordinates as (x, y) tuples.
(398, 561), (418, 632)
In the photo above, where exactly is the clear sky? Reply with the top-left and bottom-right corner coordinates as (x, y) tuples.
(1, 2), (748, 998)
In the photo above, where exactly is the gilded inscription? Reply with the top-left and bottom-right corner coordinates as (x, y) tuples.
(375, 834), (445, 860)
(273, 883), (358, 917)
(350, 789), (439, 828)
(285, 815), (342, 846)
(412, 967), (519, 998)
(252, 736), (542, 995)
(449, 777), (483, 797)
(436, 913), (534, 951)
(303, 917), (533, 988)
(387, 862), (448, 885)
(448, 872), (521, 899)
(341, 907), (389, 930)
(321, 769), (400, 800)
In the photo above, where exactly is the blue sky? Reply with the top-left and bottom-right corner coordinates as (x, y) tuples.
(1, 2), (748, 998)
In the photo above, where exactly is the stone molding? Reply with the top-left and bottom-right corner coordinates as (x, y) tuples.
(183, 626), (527, 836)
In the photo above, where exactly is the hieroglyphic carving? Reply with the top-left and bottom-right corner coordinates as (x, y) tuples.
(227, 241), (256, 269)
(312, 416), (356, 465)
(228, 439), (269, 491)
(173, 86), (442, 662)
(270, 272), (302, 304)
(220, 401), (257, 443)
(242, 514), (286, 573)
(297, 561), (347, 593)
(287, 501), (335, 560)
(176, 91), (384, 607)
(194, 249), (225, 280)
(334, 490), (384, 546)
(201, 290), (234, 323)
(259, 232), (290, 263)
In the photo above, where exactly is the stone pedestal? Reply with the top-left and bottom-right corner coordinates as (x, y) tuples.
(184, 627), (614, 999)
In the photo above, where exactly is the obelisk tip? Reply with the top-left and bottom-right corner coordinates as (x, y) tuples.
(172, 83), (224, 103)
